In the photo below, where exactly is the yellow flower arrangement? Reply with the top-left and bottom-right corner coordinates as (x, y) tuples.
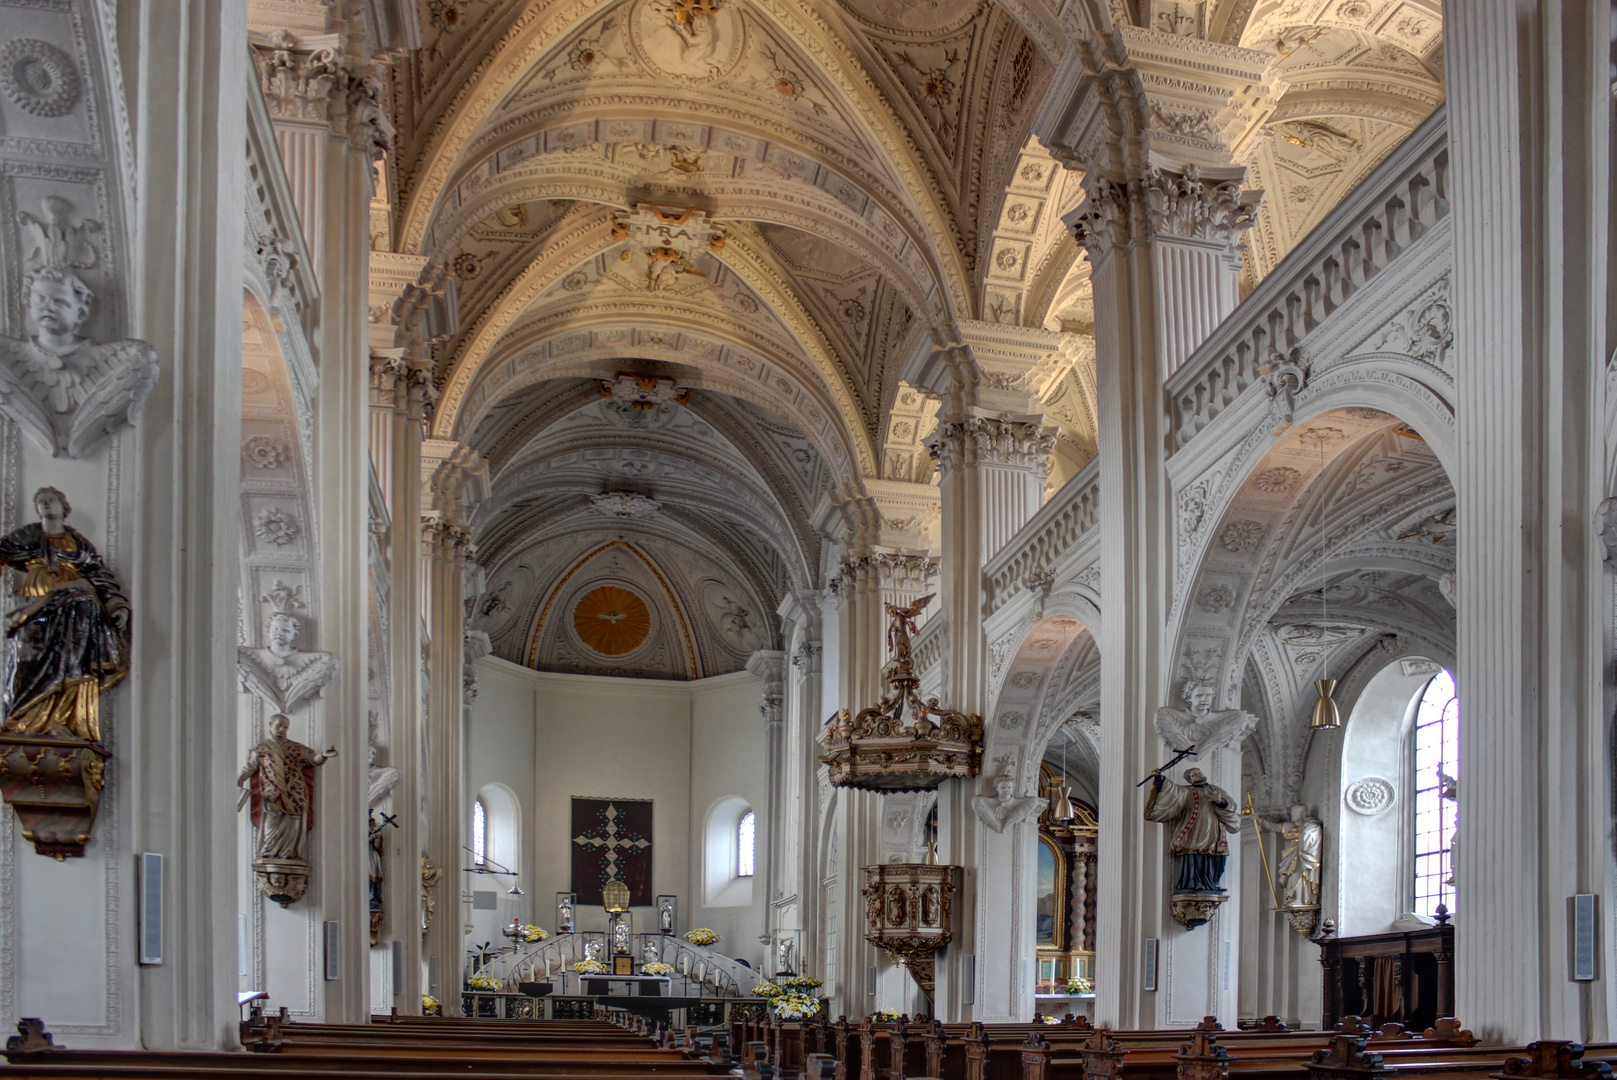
(522, 925), (549, 943)
(644, 962), (675, 975)
(1066, 976), (1092, 995)
(870, 1009), (900, 1023)
(779, 975), (823, 991)
(684, 927), (720, 946)
(771, 992), (821, 1020)
(467, 974), (501, 991)
(574, 959), (608, 974)
(752, 982), (783, 998)
(421, 993), (440, 1014)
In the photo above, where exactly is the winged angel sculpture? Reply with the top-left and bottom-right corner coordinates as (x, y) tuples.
(0, 200), (159, 458)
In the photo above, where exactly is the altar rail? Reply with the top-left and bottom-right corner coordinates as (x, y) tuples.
(985, 457), (1101, 616)
(473, 933), (761, 999)
(1164, 104), (1450, 453)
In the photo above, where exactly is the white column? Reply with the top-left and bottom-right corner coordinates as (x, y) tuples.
(1446, 0), (1613, 1044)
(748, 648), (787, 944)
(1068, 162), (1255, 1029)
(926, 405), (1052, 1021)
(125, 0), (249, 1050)
(421, 516), (472, 1007)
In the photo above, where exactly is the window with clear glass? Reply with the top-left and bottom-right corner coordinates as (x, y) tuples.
(1412, 669), (1458, 917)
(472, 797), (488, 867)
(737, 810), (756, 878)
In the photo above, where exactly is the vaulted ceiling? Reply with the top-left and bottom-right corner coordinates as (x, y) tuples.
(376, 0), (1444, 677)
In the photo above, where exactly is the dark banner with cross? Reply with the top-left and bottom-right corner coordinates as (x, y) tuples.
(570, 797), (653, 906)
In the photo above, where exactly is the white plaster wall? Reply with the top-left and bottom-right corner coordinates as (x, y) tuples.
(465, 658), (768, 977)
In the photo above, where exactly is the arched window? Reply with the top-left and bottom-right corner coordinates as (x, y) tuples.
(472, 797), (488, 867)
(737, 811), (756, 878)
(1411, 670), (1458, 917)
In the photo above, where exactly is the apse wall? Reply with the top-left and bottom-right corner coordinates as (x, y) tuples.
(467, 657), (770, 969)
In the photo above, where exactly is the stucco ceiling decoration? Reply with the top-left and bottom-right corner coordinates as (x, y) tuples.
(573, 585), (654, 655)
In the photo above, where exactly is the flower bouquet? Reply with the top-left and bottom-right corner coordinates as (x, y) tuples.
(522, 925), (549, 943)
(574, 959), (608, 974)
(771, 991), (821, 1020)
(779, 975), (823, 992)
(684, 927), (720, 946)
(1036, 1014), (1061, 1025)
(644, 962), (675, 976)
(751, 982), (783, 999)
(1066, 976), (1092, 995)
(870, 1010), (900, 1023)
(422, 993), (441, 1015)
(467, 974), (501, 991)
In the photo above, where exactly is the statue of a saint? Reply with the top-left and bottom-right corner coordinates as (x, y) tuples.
(1258, 804), (1323, 909)
(238, 610), (339, 713)
(0, 487), (129, 742)
(368, 811), (386, 911)
(776, 938), (794, 975)
(238, 713), (336, 863)
(0, 262), (159, 459)
(558, 894), (575, 932)
(642, 941), (661, 965)
(1153, 679), (1258, 758)
(659, 898), (674, 933)
(237, 713), (336, 905)
(612, 916), (630, 954)
(1145, 767), (1241, 893)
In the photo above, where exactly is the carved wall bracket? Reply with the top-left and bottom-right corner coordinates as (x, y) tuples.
(0, 735), (108, 859)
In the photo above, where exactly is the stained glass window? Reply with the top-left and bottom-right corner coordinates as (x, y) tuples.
(737, 810), (756, 878)
(1412, 670), (1458, 917)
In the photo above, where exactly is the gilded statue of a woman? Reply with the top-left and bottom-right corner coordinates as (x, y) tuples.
(0, 487), (129, 742)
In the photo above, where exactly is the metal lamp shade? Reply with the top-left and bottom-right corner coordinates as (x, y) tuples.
(602, 878), (630, 913)
(1309, 678), (1342, 730)
(1052, 785), (1076, 822)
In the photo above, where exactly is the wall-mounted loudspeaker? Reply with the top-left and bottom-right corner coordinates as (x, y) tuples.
(139, 853), (163, 965)
(392, 940), (405, 996)
(1568, 894), (1598, 982)
(324, 921), (340, 980)
(962, 954), (975, 1005)
(1143, 938), (1159, 992)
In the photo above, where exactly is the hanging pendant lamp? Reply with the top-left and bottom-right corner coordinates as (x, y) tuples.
(1310, 439), (1341, 730)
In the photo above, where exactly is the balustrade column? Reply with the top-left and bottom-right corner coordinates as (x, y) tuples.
(1446, 0), (1613, 1043)
(1067, 161), (1257, 1029)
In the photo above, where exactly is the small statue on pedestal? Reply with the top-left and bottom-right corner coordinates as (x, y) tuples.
(0, 486), (129, 857)
(1144, 766), (1240, 928)
(1255, 803), (1323, 935)
(237, 712), (337, 906)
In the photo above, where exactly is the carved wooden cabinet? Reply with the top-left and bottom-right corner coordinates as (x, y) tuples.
(1318, 923), (1453, 1030)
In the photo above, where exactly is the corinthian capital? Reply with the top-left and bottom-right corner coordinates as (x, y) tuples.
(1067, 163), (1261, 265)
(926, 412), (1056, 473)
(253, 30), (353, 127)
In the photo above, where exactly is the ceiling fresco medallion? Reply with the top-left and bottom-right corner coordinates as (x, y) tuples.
(574, 586), (653, 656)
(628, 0), (745, 83)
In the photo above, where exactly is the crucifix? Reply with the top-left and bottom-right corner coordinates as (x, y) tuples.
(572, 803), (649, 891)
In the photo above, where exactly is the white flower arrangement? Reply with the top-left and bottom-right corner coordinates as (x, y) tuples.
(522, 925), (549, 943)
(770, 992), (821, 1020)
(752, 982), (783, 999)
(467, 974), (501, 991)
(421, 993), (440, 1014)
(684, 927), (720, 946)
(1066, 976), (1093, 995)
(779, 975), (823, 991)
(574, 959), (608, 974)
(643, 962), (675, 975)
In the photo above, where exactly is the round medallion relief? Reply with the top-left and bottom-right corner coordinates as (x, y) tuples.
(0, 39), (81, 118)
(627, 0), (746, 84)
(573, 586), (652, 656)
(1344, 776), (1395, 815)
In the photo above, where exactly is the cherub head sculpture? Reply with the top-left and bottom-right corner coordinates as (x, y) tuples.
(266, 611), (302, 652)
(25, 267), (93, 342)
(1181, 680), (1216, 717)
